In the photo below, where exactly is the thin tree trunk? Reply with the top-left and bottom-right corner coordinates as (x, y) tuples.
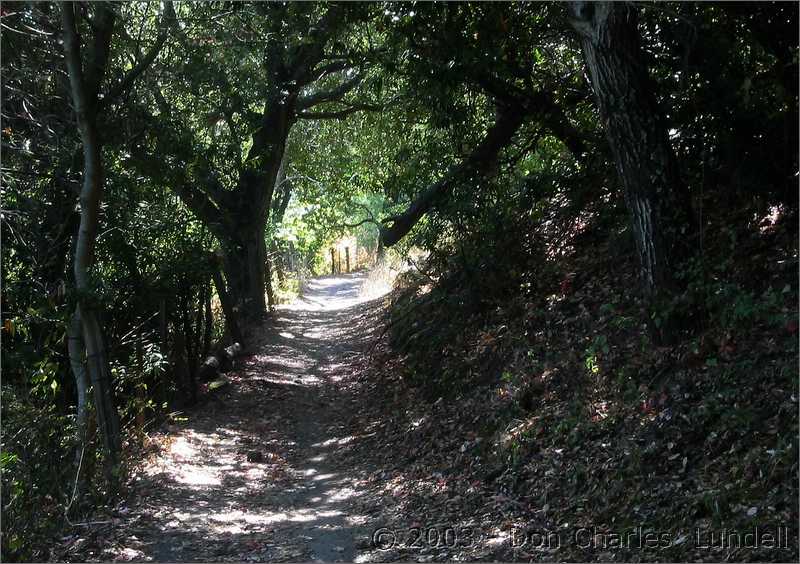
(211, 262), (245, 347)
(159, 298), (168, 357)
(376, 238), (385, 264)
(180, 293), (197, 402)
(276, 256), (286, 286)
(270, 241), (287, 286)
(265, 253), (276, 310)
(192, 284), (206, 362)
(67, 309), (88, 501)
(135, 330), (146, 431)
(61, 2), (121, 476)
(171, 328), (193, 405)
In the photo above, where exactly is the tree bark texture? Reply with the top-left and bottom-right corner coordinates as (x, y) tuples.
(568, 1), (689, 295)
(67, 309), (88, 497)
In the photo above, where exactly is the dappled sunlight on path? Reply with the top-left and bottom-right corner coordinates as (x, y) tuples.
(285, 275), (368, 312)
(93, 272), (391, 562)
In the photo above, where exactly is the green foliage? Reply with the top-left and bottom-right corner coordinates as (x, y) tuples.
(1, 388), (89, 561)
(1, 1), (797, 559)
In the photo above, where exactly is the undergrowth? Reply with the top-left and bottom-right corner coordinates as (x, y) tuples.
(379, 195), (798, 560)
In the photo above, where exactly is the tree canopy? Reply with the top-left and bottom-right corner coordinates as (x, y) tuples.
(1, 2), (797, 561)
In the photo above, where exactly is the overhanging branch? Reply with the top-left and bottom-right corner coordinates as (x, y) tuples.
(296, 101), (382, 120)
(380, 105), (527, 247)
(474, 72), (589, 163)
(341, 217), (380, 230)
(296, 72), (364, 109)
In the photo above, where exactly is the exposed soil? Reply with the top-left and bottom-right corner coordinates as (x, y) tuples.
(55, 266), (798, 563)
(69, 273), (397, 562)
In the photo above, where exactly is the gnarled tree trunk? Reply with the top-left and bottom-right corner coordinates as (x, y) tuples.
(148, 5), (366, 321)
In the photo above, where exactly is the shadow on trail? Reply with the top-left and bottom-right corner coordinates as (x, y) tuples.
(100, 273), (389, 562)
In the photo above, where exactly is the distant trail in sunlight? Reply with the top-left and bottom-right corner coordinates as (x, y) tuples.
(87, 272), (391, 562)
(285, 272), (386, 312)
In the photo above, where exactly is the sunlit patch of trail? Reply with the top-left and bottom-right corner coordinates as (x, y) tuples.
(98, 272), (391, 562)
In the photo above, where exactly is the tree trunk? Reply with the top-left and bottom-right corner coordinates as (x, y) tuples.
(61, 2), (122, 477)
(220, 221), (268, 320)
(180, 293), (197, 402)
(191, 287), (204, 371)
(211, 261), (245, 347)
(149, 6), (365, 321)
(67, 310), (88, 501)
(80, 306), (122, 474)
(159, 298), (168, 358)
(136, 330), (146, 430)
(568, 2), (690, 298)
(376, 238), (385, 264)
(275, 254), (286, 285)
(171, 328), (193, 405)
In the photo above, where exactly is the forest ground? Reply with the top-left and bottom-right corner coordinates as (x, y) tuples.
(62, 273), (398, 562)
(54, 262), (798, 563)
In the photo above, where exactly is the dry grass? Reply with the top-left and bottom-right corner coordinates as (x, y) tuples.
(358, 254), (405, 300)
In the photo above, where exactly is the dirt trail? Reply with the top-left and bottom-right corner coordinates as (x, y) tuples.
(102, 273), (387, 562)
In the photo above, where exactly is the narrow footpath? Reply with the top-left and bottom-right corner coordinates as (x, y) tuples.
(90, 273), (389, 562)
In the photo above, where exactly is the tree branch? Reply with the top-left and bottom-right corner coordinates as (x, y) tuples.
(101, 1), (174, 108)
(172, 179), (225, 230)
(296, 72), (364, 109)
(474, 72), (589, 162)
(380, 105), (527, 247)
(341, 217), (380, 230)
(309, 59), (352, 82)
(296, 101), (382, 120)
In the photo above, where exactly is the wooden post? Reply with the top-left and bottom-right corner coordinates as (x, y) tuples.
(158, 298), (168, 408)
(345, 247), (350, 273)
(136, 330), (145, 431)
(330, 248), (336, 275)
(171, 329), (193, 405)
(202, 281), (212, 359)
